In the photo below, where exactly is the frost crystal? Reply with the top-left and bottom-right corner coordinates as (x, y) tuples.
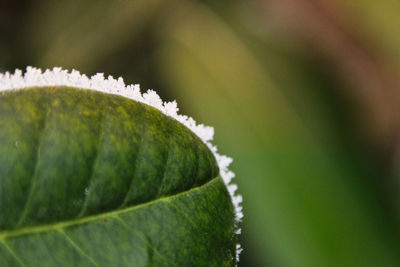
(0, 67), (243, 262)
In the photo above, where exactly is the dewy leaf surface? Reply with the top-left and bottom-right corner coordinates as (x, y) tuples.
(0, 87), (237, 266)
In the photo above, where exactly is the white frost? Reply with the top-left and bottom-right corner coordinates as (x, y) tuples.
(0, 66), (243, 261)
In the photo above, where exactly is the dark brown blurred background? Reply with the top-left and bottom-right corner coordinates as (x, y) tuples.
(2, 0), (400, 266)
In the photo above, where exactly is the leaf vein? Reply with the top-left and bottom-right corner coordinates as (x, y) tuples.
(16, 95), (51, 226)
(169, 202), (199, 230)
(78, 109), (105, 217)
(58, 229), (99, 267)
(0, 239), (27, 267)
(118, 121), (147, 208)
(114, 215), (174, 265)
(0, 176), (221, 240)
(156, 134), (172, 197)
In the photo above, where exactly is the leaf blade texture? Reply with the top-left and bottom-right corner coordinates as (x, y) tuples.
(0, 87), (237, 266)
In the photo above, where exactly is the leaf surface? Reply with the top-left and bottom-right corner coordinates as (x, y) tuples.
(0, 87), (237, 266)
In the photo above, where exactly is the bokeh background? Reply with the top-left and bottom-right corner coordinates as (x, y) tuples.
(2, 0), (400, 266)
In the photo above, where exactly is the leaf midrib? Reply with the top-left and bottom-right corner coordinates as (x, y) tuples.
(0, 175), (221, 241)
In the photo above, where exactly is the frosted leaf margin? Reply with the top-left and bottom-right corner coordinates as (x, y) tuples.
(0, 66), (243, 262)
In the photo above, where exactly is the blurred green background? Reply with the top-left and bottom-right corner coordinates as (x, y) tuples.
(2, 0), (400, 266)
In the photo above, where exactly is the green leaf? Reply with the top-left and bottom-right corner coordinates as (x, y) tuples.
(0, 87), (237, 266)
